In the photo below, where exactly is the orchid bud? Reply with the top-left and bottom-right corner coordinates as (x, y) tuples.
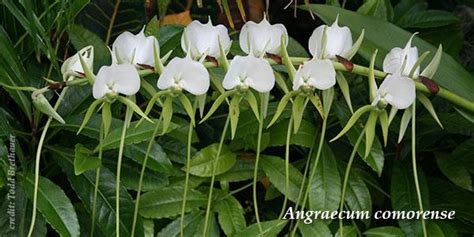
(293, 58), (336, 91)
(222, 55), (275, 93)
(32, 90), (65, 124)
(383, 33), (419, 77)
(61, 46), (94, 81)
(157, 56), (210, 96)
(239, 16), (288, 56)
(92, 64), (141, 99)
(308, 16), (353, 59)
(112, 27), (159, 67)
(181, 18), (231, 59)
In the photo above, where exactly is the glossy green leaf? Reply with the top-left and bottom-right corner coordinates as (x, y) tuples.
(50, 146), (144, 236)
(216, 159), (262, 182)
(22, 174), (80, 237)
(268, 119), (316, 148)
(139, 187), (207, 219)
(436, 153), (472, 191)
(344, 172), (372, 221)
(156, 211), (204, 237)
(234, 220), (287, 237)
(124, 142), (173, 173)
(335, 225), (358, 237)
(309, 145), (341, 211)
(69, 24), (110, 71)
(363, 226), (404, 237)
(396, 10), (459, 29)
(183, 143), (236, 177)
(215, 195), (246, 236)
(74, 144), (100, 175)
(298, 221), (332, 237)
(261, 155), (304, 203)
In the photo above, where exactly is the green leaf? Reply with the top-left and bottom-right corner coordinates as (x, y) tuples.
(335, 225), (358, 237)
(261, 155), (304, 203)
(234, 220), (287, 237)
(396, 10), (458, 29)
(22, 174), (80, 237)
(156, 211), (204, 237)
(309, 145), (341, 211)
(139, 187), (207, 219)
(357, 0), (393, 21)
(124, 142), (173, 173)
(435, 153), (472, 191)
(68, 24), (110, 71)
(344, 172), (372, 221)
(49, 146), (145, 236)
(216, 159), (262, 182)
(298, 221), (332, 237)
(391, 162), (429, 237)
(307, 4), (474, 104)
(363, 226), (405, 237)
(183, 143), (237, 177)
(215, 195), (246, 236)
(268, 119), (316, 148)
(74, 144), (100, 175)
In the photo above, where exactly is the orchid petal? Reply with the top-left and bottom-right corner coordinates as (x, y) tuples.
(112, 28), (158, 67)
(308, 19), (352, 59)
(383, 34), (420, 77)
(293, 59), (336, 90)
(223, 55), (275, 92)
(157, 57), (210, 95)
(239, 17), (288, 56)
(375, 74), (416, 110)
(181, 19), (231, 59)
(92, 64), (140, 99)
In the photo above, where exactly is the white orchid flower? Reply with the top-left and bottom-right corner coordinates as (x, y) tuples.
(92, 64), (141, 99)
(157, 56), (210, 95)
(61, 46), (94, 81)
(308, 16), (353, 59)
(112, 28), (158, 67)
(293, 58), (336, 91)
(181, 18), (231, 59)
(223, 54), (275, 93)
(239, 16), (288, 56)
(372, 71), (416, 110)
(383, 34), (419, 77)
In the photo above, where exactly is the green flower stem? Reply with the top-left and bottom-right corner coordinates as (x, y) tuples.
(116, 105), (133, 237)
(27, 87), (69, 237)
(90, 121), (104, 237)
(290, 116), (328, 237)
(412, 103), (428, 237)
(202, 114), (231, 236)
(253, 97), (266, 234)
(137, 58), (474, 113)
(278, 115), (293, 219)
(131, 115), (163, 237)
(338, 126), (366, 237)
(180, 108), (197, 237)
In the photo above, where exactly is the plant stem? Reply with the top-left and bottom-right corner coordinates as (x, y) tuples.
(253, 97), (266, 234)
(338, 127), (366, 237)
(90, 121), (104, 237)
(278, 116), (293, 219)
(203, 114), (230, 236)
(115, 105), (133, 237)
(131, 115), (162, 237)
(290, 117), (328, 236)
(411, 103), (428, 237)
(180, 111), (196, 237)
(27, 87), (69, 237)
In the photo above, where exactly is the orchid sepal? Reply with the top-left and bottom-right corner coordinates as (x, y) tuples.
(330, 104), (373, 142)
(178, 93), (196, 126)
(280, 34), (296, 80)
(116, 96), (153, 124)
(161, 95), (174, 135)
(267, 91), (295, 128)
(379, 110), (389, 146)
(421, 45), (443, 79)
(364, 111), (378, 158)
(398, 107), (413, 143)
(417, 93), (443, 129)
(78, 53), (96, 85)
(292, 94), (308, 133)
(77, 98), (105, 135)
(101, 102), (112, 136)
(343, 29), (365, 60)
(200, 90), (237, 123)
(229, 94), (243, 139)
